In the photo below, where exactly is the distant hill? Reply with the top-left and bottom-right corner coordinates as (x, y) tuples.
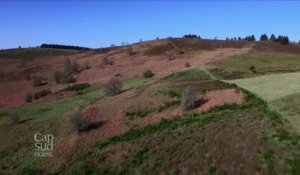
(0, 48), (79, 59)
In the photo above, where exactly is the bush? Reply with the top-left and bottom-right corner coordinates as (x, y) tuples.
(127, 46), (134, 56)
(64, 59), (79, 74)
(33, 89), (50, 100)
(46, 88), (52, 94)
(85, 61), (90, 69)
(64, 83), (91, 91)
(104, 78), (123, 95)
(25, 74), (31, 81)
(32, 76), (43, 87)
(61, 75), (75, 84)
(143, 70), (154, 78)
(101, 57), (113, 67)
(69, 112), (88, 133)
(181, 86), (198, 111)
(53, 71), (64, 84)
(185, 62), (191, 68)
(249, 65), (257, 73)
(23, 92), (33, 103)
(10, 113), (20, 124)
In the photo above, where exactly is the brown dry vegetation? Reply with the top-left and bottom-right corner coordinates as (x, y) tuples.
(0, 38), (251, 108)
(1, 39), (300, 175)
(253, 42), (300, 54)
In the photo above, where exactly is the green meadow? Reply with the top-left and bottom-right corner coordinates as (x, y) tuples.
(227, 72), (300, 102)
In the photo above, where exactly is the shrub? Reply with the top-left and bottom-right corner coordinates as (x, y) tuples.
(25, 74), (31, 81)
(53, 71), (64, 84)
(61, 75), (75, 84)
(24, 92), (33, 103)
(249, 65), (257, 73)
(64, 59), (79, 74)
(85, 61), (90, 69)
(143, 70), (154, 78)
(167, 90), (180, 97)
(64, 83), (91, 91)
(181, 86), (198, 111)
(33, 89), (50, 100)
(32, 76), (43, 87)
(185, 62), (191, 68)
(46, 88), (52, 94)
(104, 78), (123, 95)
(101, 57), (113, 66)
(69, 112), (88, 133)
(10, 113), (20, 124)
(127, 46), (134, 56)
(71, 62), (79, 73)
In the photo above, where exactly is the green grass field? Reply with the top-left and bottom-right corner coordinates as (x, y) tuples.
(209, 52), (300, 79)
(270, 93), (300, 133)
(227, 72), (300, 102)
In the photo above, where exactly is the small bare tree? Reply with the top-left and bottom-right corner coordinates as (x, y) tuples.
(69, 112), (88, 133)
(127, 46), (134, 56)
(104, 78), (123, 95)
(32, 76), (43, 87)
(181, 86), (198, 111)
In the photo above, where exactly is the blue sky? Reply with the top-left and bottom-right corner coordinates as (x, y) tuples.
(0, 1), (299, 49)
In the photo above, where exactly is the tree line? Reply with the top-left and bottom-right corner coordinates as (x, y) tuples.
(183, 33), (296, 45)
(226, 34), (291, 45)
(40, 44), (90, 50)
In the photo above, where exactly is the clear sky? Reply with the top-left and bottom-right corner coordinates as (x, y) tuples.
(0, 1), (299, 49)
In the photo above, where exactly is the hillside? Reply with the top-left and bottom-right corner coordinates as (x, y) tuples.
(1, 38), (300, 174)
